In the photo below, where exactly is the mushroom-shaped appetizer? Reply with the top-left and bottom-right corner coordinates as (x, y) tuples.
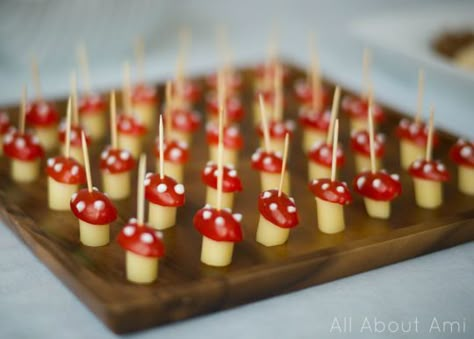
(396, 119), (439, 169)
(71, 188), (117, 246)
(145, 174), (185, 230)
(353, 97), (401, 219)
(117, 218), (165, 283)
(154, 139), (189, 183)
(58, 123), (91, 164)
(132, 83), (158, 128)
(100, 148), (135, 199)
(342, 96), (385, 132)
(47, 155), (85, 210)
(408, 109), (449, 209)
(172, 80), (201, 108)
(71, 132), (117, 246)
(167, 108), (201, 145)
(0, 112), (11, 156)
(118, 154), (166, 283)
(307, 141), (345, 180)
(450, 139), (474, 195)
(256, 120), (295, 154)
(353, 171), (402, 219)
(202, 162), (242, 209)
(26, 100), (59, 151)
(409, 159), (449, 208)
(194, 205), (243, 267)
(293, 79), (330, 109)
(251, 149), (290, 193)
(100, 92), (136, 199)
(78, 93), (107, 140)
(116, 114), (147, 158)
(309, 119), (351, 233)
(3, 128), (43, 182)
(309, 178), (351, 234)
(206, 71), (243, 94)
(205, 92), (245, 123)
(206, 123), (243, 166)
(299, 107), (331, 153)
(351, 130), (385, 172)
(256, 189), (299, 246)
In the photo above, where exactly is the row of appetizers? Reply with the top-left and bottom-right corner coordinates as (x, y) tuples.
(1, 39), (473, 285)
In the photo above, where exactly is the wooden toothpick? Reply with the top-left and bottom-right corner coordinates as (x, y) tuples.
(362, 48), (371, 101)
(263, 29), (278, 89)
(175, 28), (190, 100)
(217, 25), (234, 80)
(71, 72), (79, 125)
(134, 37), (145, 84)
(309, 34), (322, 112)
(137, 154), (146, 226)
(278, 133), (290, 197)
(415, 69), (424, 124)
(426, 107), (435, 162)
(217, 67), (227, 126)
(273, 63), (283, 122)
(368, 95), (376, 174)
(81, 131), (93, 192)
(65, 96), (72, 159)
(165, 81), (173, 137)
(19, 86), (27, 135)
(122, 62), (133, 116)
(77, 43), (92, 96)
(159, 115), (165, 180)
(31, 56), (42, 101)
(216, 108), (225, 211)
(330, 119), (340, 182)
(326, 86), (341, 145)
(110, 91), (118, 149)
(259, 95), (271, 152)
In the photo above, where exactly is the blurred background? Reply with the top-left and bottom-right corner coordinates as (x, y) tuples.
(0, 0), (473, 137)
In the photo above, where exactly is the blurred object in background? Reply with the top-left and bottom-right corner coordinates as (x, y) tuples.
(432, 30), (474, 71)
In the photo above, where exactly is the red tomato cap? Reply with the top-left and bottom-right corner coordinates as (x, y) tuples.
(251, 149), (283, 173)
(117, 114), (147, 136)
(3, 128), (44, 161)
(308, 141), (345, 168)
(408, 159), (450, 182)
(258, 189), (299, 228)
(206, 122), (244, 150)
(293, 79), (330, 107)
(353, 170), (402, 201)
(309, 178), (352, 205)
(154, 139), (189, 164)
(201, 162), (243, 193)
(396, 119), (440, 147)
(26, 101), (59, 127)
(449, 139), (474, 168)
(144, 173), (185, 207)
(342, 96), (385, 123)
(70, 188), (117, 224)
(117, 218), (165, 258)
(79, 93), (106, 115)
(350, 130), (386, 157)
(193, 206), (243, 242)
(99, 147), (135, 173)
(46, 156), (86, 184)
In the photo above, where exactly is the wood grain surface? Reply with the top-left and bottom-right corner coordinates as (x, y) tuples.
(0, 65), (473, 333)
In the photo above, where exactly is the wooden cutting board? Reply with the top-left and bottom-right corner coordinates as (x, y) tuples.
(0, 64), (473, 333)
